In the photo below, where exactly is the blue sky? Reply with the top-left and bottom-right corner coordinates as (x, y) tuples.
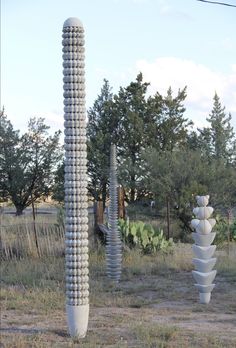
(2, 0), (236, 134)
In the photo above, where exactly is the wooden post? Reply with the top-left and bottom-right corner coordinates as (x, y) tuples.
(166, 196), (170, 240)
(118, 186), (125, 220)
(95, 200), (104, 225)
(94, 200), (105, 243)
(31, 194), (40, 257)
(227, 208), (232, 256)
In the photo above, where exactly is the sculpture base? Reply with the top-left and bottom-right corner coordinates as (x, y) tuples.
(199, 292), (211, 304)
(66, 304), (89, 338)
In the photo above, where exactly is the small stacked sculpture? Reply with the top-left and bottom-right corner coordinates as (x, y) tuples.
(191, 195), (217, 304)
(63, 17), (89, 337)
(106, 144), (122, 282)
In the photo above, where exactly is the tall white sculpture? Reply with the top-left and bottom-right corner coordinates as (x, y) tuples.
(63, 17), (89, 337)
(191, 195), (217, 304)
(106, 144), (122, 282)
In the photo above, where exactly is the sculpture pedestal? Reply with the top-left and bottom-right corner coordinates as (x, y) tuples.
(66, 304), (89, 338)
(199, 292), (211, 304)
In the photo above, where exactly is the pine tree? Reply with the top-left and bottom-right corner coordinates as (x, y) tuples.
(87, 79), (119, 208)
(206, 93), (235, 163)
(114, 73), (150, 202)
(158, 87), (191, 151)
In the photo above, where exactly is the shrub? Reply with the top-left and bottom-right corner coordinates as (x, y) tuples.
(214, 214), (236, 245)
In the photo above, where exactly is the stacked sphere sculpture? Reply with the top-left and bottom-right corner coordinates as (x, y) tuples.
(106, 144), (122, 282)
(62, 17), (89, 337)
(191, 195), (217, 304)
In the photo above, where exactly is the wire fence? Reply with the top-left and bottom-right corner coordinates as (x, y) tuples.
(0, 204), (235, 260)
(0, 222), (64, 259)
(0, 208), (95, 260)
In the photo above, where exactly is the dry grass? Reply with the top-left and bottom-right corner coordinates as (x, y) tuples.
(0, 211), (95, 259)
(1, 214), (236, 347)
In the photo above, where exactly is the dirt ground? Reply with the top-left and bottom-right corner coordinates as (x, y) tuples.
(1, 267), (236, 348)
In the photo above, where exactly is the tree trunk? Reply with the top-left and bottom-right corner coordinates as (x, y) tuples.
(130, 172), (136, 203)
(227, 208), (233, 256)
(130, 188), (135, 203)
(15, 206), (24, 216)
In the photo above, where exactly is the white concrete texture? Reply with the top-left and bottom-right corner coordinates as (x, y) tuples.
(62, 17), (89, 337)
(106, 144), (122, 282)
(191, 195), (217, 304)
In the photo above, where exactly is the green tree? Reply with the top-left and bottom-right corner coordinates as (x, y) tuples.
(0, 109), (20, 202)
(207, 159), (236, 211)
(199, 93), (236, 163)
(87, 79), (119, 208)
(142, 148), (209, 238)
(187, 129), (212, 159)
(87, 76), (192, 203)
(114, 73), (150, 202)
(52, 161), (64, 203)
(148, 86), (191, 151)
(0, 112), (62, 215)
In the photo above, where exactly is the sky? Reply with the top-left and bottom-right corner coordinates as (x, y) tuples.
(1, 0), (236, 135)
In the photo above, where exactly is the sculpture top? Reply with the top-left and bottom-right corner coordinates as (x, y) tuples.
(196, 195), (209, 207)
(63, 17), (83, 28)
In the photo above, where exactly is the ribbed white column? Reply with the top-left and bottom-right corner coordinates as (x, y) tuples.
(106, 144), (122, 282)
(62, 17), (89, 337)
(191, 195), (217, 304)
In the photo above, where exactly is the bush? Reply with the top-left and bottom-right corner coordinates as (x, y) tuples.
(214, 214), (236, 245)
(119, 219), (174, 254)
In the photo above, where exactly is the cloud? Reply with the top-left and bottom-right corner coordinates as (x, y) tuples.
(158, 0), (193, 20)
(136, 57), (236, 129)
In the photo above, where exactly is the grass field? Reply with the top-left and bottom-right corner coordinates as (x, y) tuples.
(1, 213), (236, 347)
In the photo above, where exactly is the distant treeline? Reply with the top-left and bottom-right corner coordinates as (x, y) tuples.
(1, 74), (236, 232)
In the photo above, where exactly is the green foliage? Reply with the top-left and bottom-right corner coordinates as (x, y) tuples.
(87, 75), (192, 205)
(87, 79), (118, 207)
(0, 111), (62, 214)
(206, 93), (235, 162)
(142, 148), (209, 234)
(52, 162), (64, 203)
(214, 214), (229, 245)
(0, 109), (20, 202)
(207, 159), (236, 210)
(214, 214), (236, 245)
(119, 219), (174, 254)
(115, 73), (150, 202)
(148, 86), (192, 152)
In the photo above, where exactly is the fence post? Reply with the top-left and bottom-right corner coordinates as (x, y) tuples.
(118, 186), (125, 220)
(166, 196), (170, 240)
(31, 194), (40, 258)
(94, 200), (105, 243)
